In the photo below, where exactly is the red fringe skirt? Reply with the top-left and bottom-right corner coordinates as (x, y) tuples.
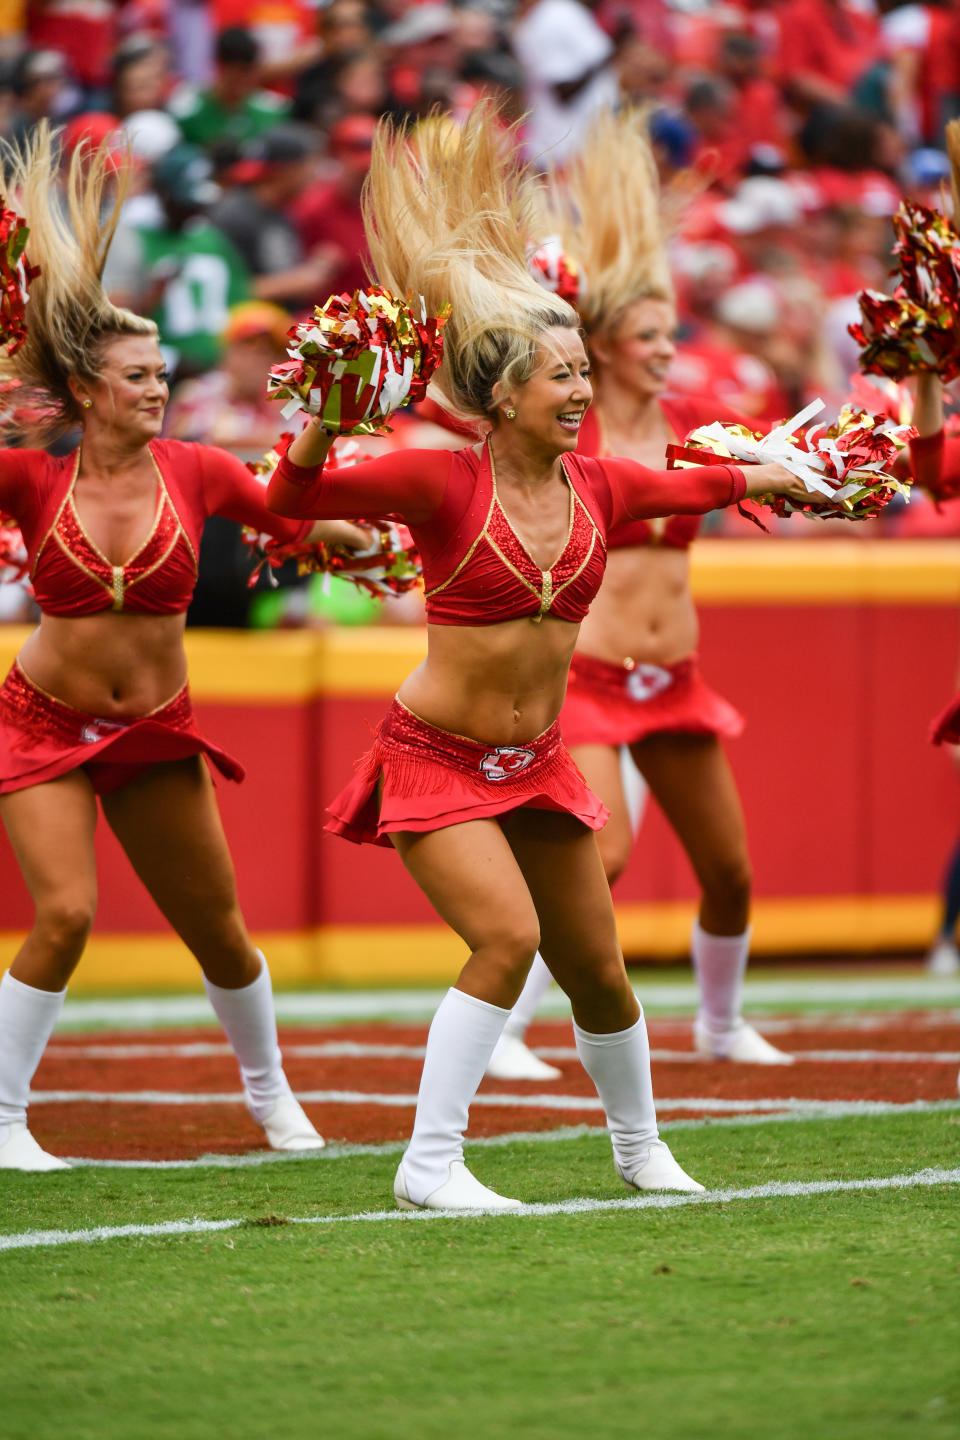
(0, 662), (245, 796)
(561, 651), (744, 749)
(931, 691), (960, 745)
(325, 698), (609, 847)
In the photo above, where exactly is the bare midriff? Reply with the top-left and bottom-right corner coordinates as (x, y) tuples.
(575, 544), (697, 668)
(398, 616), (580, 745)
(17, 612), (189, 717)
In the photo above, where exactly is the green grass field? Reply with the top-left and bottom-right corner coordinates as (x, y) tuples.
(3, 1109), (959, 1440)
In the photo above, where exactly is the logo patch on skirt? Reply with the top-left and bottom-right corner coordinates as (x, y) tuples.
(625, 663), (674, 703)
(479, 746), (536, 781)
(80, 719), (127, 745)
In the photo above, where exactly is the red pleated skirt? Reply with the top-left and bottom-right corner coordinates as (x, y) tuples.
(325, 697), (608, 847)
(0, 662), (245, 796)
(931, 692), (960, 745)
(561, 651), (744, 749)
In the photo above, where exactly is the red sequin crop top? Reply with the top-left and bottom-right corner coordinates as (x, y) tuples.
(579, 396), (762, 552)
(0, 439), (311, 618)
(268, 438), (746, 627)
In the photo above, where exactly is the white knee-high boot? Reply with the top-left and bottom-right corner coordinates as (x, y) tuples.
(0, 969), (70, 1171)
(395, 986), (521, 1211)
(691, 921), (792, 1064)
(203, 951), (326, 1150)
(574, 1007), (703, 1192)
(486, 953), (562, 1081)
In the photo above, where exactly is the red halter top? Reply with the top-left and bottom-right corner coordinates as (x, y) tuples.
(0, 439), (312, 619)
(33, 450), (197, 615)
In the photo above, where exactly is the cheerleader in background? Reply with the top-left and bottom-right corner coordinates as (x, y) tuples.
(267, 107), (806, 1211)
(910, 372), (960, 976)
(489, 111), (795, 1082)
(0, 128), (369, 1170)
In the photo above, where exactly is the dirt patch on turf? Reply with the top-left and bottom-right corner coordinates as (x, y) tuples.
(29, 1012), (960, 1162)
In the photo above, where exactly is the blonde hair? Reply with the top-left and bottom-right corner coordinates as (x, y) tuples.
(548, 108), (677, 336)
(0, 121), (157, 440)
(363, 104), (579, 421)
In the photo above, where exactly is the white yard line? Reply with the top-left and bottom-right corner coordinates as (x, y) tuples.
(2, 1166), (958, 1253)
(26, 1089), (960, 1116)
(55, 978), (960, 1029)
(42, 1041), (960, 1063)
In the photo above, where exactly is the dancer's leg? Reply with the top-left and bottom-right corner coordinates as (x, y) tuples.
(630, 732), (790, 1064)
(0, 772), (99, 1170)
(390, 817), (541, 1208)
(928, 834), (960, 974)
(490, 745), (651, 1080)
(102, 758), (324, 1149)
(501, 808), (702, 1191)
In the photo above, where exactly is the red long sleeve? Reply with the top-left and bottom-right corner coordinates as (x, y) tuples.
(268, 448), (453, 526)
(909, 430), (946, 491)
(197, 445), (312, 544)
(590, 456), (747, 529)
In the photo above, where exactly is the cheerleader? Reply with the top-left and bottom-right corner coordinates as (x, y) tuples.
(0, 128), (369, 1169)
(489, 111), (795, 1080)
(267, 108), (806, 1211)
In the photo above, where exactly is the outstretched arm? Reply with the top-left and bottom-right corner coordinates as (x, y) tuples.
(267, 420), (452, 526)
(597, 455), (805, 526)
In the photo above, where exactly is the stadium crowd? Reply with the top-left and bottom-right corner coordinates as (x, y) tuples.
(0, 0), (958, 632)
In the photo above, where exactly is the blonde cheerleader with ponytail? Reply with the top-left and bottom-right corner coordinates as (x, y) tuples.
(490, 107), (797, 1076)
(0, 124), (371, 1170)
(268, 103), (804, 1211)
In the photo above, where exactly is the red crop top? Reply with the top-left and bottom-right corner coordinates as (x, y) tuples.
(268, 439), (746, 626)
(0, 439), (311, 617)
(581, 396), (763, 552)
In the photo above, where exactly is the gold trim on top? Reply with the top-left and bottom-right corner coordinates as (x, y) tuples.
(489, 438), (575, 576)
(30, 449), (79, 581)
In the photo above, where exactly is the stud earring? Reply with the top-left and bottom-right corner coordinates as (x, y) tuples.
(505, 408), (516, 421)
(82, 399), (92, 409)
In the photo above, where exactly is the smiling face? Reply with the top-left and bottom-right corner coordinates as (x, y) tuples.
(495, 325), (592, 455)
(593, 297), (676, 402)
(75, 334), (169, 442)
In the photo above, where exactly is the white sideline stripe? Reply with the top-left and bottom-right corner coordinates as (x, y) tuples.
(56, 978), (960, 1028)
(2, 1166), (958, 1253)
(42, 1041), (960, 1064)
(49, 1101), (960, 1169)
(26, 1089), (960, 1117)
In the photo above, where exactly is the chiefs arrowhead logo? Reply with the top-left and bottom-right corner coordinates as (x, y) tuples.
(479, 746), (536, 782)
(625, 664), (673, 703)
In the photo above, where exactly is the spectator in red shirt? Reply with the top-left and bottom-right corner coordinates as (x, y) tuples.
(775, 0), (885, 112)
(288, 113), (374, 299)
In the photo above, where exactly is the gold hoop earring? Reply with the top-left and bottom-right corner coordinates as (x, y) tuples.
(505, 408), (516, 421)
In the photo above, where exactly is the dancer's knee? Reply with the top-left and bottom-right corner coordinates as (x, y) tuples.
(701, 854), (752, 927)
(34, 892), (95, 956)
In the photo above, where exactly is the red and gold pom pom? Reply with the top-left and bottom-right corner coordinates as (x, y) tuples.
(266, 286), (451, 436)
(527, 236), (583, 307)
(0, 512), (28, 582)
(243, 434), (423, 597)
(666, 404), (914, 523)
(0, 207), (39, 357)
(850, 201), (960, 381)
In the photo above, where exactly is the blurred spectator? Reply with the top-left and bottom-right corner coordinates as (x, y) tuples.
(382, 3), (461, 119)
(880, 0), (960, 146)
(513, 0), (618, 167)
(288, 113), (375, 300)
(165, 300), (290, 451)
(292, 0), (378, 126)
(774, 0), (885, 114)
(169, 25), (290, 148)
(7, 49), (76, 143)
(25, 1), (117, 99)
(295, 48), (391, 133)
(210, 122), (342, 308)
(104, 142), (251, 376)
(111, 33), (172, 119)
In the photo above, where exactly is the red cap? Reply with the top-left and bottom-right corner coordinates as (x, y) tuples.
(62, 112), (122, 160)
